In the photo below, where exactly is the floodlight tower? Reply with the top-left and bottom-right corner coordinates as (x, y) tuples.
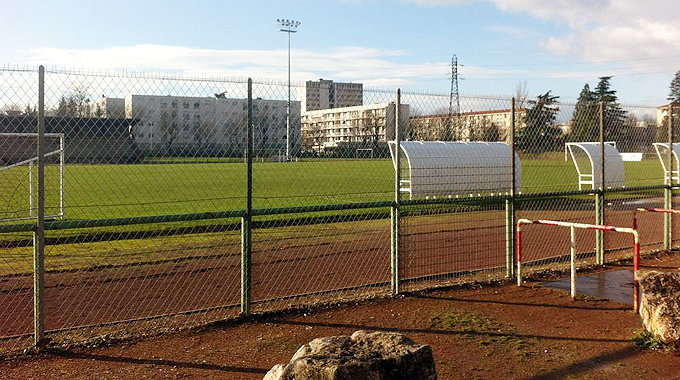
(277, 18), (301, 161)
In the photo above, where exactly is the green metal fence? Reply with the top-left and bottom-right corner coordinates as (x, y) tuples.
(0, 65), (677, 355)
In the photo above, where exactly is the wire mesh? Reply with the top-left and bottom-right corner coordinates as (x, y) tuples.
(251, 210), (391, 313)
(516, 195), (598, 277)
(605, 189), (666, 262)
(400, 201), (509, 291)
(0, 66), (677, 355)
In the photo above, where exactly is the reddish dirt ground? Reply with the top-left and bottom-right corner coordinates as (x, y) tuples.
(3, 252), (680, 379)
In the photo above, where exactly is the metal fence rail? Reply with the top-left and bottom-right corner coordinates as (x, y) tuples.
(0, 65), (678, 355)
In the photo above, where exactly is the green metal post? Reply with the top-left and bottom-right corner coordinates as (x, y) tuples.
(34, 65), (45, 347)
(665, 104), (673, 250)
(391, 89), (401, 295)
(241, 78), (253, 315)
(595, 101), (605, 264)
(506, 97), (516, 278)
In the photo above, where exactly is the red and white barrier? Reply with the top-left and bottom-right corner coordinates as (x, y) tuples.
(633, 207), (680, 231)
(517, 218), (640, 311)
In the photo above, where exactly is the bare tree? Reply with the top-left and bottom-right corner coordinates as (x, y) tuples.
(1, 103), (22, 116)
(515, 80), (529, 110)
(159, 109), (178, 153)
(54, 86), (91, 117)
(302, 123), (325, 154)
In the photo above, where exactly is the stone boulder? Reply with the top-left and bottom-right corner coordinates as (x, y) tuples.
(263, 330), (437, 380)
(637, 270), (680, 346)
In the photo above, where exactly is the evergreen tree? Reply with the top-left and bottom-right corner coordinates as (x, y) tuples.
(593, 76), (626, 141)
(516, 91), (562, 154)
(570, 84), (598, 141)
(669, 70), (680, 102)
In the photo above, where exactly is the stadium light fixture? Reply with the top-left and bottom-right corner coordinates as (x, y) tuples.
(277, 18), (301, 161)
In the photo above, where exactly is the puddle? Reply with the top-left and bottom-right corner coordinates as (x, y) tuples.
(540, 269), (635, 305)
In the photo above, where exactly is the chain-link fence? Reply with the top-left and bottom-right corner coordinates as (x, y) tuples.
(0, 65), (678, 355)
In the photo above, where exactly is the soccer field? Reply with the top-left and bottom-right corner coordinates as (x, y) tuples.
(0, 157), (666, 222)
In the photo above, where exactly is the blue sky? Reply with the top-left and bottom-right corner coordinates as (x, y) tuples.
(2, 0), (679, 106)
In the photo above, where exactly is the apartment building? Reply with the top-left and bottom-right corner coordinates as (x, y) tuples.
(86, 96), (126, 118)
(410, 108), (527, 143)
(298, 79), (363, 113)
(124, 95), (300, 155)
(301, 102), (409, 153)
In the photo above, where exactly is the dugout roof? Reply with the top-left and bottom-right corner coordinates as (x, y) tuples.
(565, 142), (625, 190)
(388, 141), (521, 198)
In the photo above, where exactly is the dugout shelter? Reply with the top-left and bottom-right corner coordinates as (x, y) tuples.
(388, 141), (521, 199)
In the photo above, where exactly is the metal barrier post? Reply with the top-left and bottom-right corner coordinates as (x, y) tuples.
(596, 101), (605, 264)
(665, 104), (673, 251)
(506, 97), (516, 278)
(33, 65), (46, 346)
(391, 89), (401, 295)
(241, 78), (253, 315)
(570, 226), (576, 298)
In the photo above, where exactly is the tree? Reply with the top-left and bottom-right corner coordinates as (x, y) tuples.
(1, 103), (22, 116)
(593, 76), (627, 141)
(516, 90), (562, 154)
(570, 84), (598, 141)
(23, 104), (37, 117)
(54, 87), (90, 117)
(159, 109), (178, 153)
(482, 121), (502, 142)
(192, 120), (213, 155)
(569, 77), (627, 143)
(515, 80), (529, 110)
(669, 70), (680, 102)
(302, 122), (324, 154)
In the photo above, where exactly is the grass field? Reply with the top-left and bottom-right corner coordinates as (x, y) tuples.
(0, 157), (668, 223)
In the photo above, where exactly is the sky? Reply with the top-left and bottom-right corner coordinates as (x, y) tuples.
(2, 0), (680, 106)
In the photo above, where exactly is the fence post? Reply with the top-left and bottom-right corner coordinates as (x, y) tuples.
(595, 101), (605, 264)
(241, 78), (253, 315)
(506, 97), (516, 278)
(665, 104), (673, 250)
(391, 89), (401, 295)
(33, 65), (46, 346)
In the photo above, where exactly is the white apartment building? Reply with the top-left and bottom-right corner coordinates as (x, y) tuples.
(86, 96), (126, 118)
(298, 79), (363, 113)
(410, 108), (527, 143)
(657, 103), (679, 127)
(301, 102), (409, 153)
(124, 95), (300, 155)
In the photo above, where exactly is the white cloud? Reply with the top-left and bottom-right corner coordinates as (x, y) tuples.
(15, 44), (516, 90)
(406, 0), (680, 64)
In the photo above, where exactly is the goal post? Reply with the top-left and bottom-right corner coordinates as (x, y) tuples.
(356, 148), (373, 159)
(0, 133), (65, 222)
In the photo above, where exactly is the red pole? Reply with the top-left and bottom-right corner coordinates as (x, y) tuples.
(634, 238), (640, 313)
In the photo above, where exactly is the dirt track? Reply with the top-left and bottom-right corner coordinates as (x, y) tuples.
(0, 202), (673, 347)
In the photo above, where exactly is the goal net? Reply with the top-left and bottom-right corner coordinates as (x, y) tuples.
(0, 133), (65, 222)
(356, 148), (373, 159)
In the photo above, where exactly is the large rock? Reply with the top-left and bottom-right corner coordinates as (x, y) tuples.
(263, 330), (437, 380)
(637, 270), (680, 346)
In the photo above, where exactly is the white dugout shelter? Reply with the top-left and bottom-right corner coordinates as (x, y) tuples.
(653, 143), (680, 182)
(565, 142), (625, 190)
(388, 141), (521, 199)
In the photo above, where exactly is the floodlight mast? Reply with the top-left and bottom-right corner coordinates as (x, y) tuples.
(277, 19), (300, 161)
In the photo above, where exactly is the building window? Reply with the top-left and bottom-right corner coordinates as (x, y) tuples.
(171, 100), (178, 108)
(194, 102), (200, 109)
(183, 102), (189, 109)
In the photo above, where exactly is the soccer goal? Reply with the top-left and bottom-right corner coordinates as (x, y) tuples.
(0, 133), (65, 222)
(356, 148), (373, 159)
